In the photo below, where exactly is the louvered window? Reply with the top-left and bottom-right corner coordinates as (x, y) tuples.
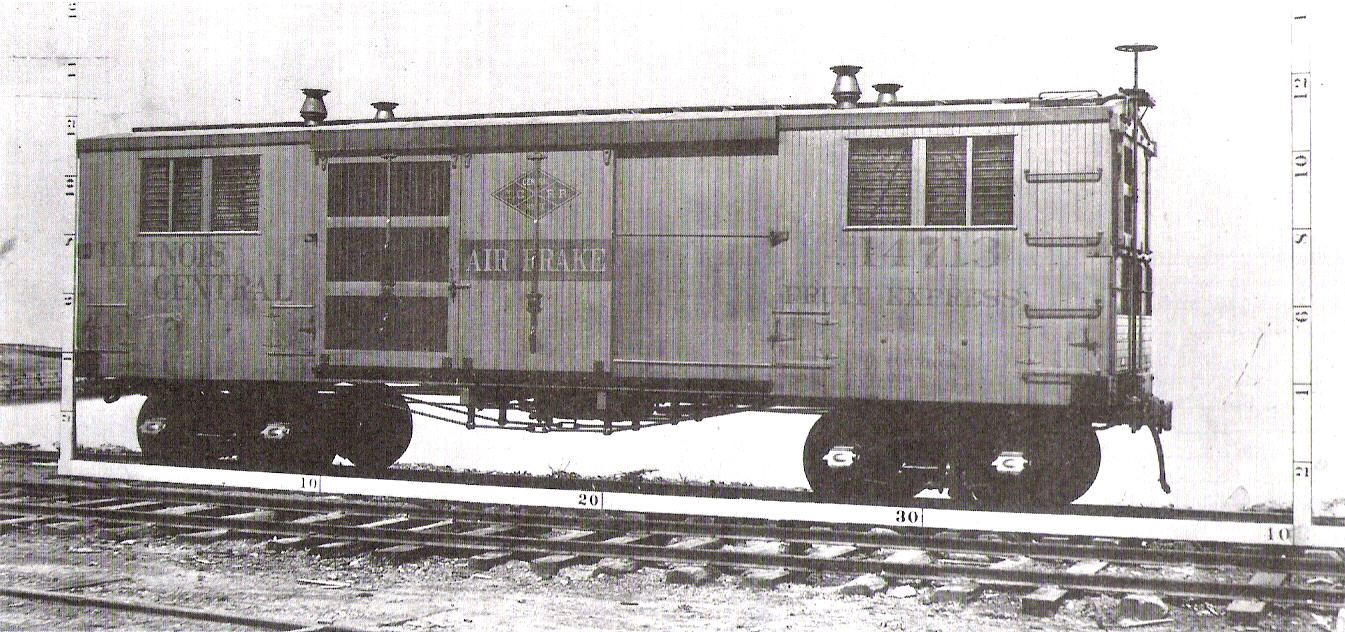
(211, 156), (260, 231)
(846, 139), (913, 226)
(970, 136), (1014, 225)
(140, 158), (203, 232)
(140, 155), (260, 233)
(847, 135), (1015, 228)
(925, 137), (969, 225)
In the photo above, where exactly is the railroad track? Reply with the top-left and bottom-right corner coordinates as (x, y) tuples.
(2, 477), (1342, 626)
(0, 446), (58, 464)
(10, 448), (1302, 525)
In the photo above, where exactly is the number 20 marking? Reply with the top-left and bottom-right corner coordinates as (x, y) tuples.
(576, 492), (604, 509)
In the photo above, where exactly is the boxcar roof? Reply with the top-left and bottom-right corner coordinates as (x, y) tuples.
(77, 94), (1123, 154)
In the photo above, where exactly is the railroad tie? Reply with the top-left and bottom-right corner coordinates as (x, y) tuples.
(354, 516), (411, 529)
(463, 525), (530, 570)
(529, 530), (604, 577)
(662, 536), (726, 585)
(265, 511), (349, 551)
(666, 536), (723, 551)
(0, 515), (53, 533)
(930, 581), (980, 604)
(96, 500), (163, 512)
(290, 511), (347, 525)
(369, 544), (429, 563)
(742, 568), (793, 588)
(405, 519), (455, 533)
(1065, 559), (1109, 576)
(370, 519), (470, 560)
(1225, 572), (1287, 625)
(1021, 558), (1108, 616)
(665, 565), (715, 585)
(219, 509), (276, 521)
(178, 509), (277, 542)
(744, 542), (860, 588)
(1117, 593), (1171, 625)
(67, 498), (138, 508)
(1022, 586), (1070, 617)
(933, 555), (1035, 605)
(718, 539), (787, 574)
(150, 503), (219, 516)
(305, 515), (411, 558)
(147, 503), (222, 536)
(312, 540), (373, 558)
(881, 547), (934, 566)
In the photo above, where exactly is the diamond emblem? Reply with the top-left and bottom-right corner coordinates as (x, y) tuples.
(493, 170), (578, 220)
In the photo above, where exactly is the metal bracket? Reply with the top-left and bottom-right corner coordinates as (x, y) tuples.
(1024, 169), (1102, 183)
(1149, 424), (1172, 494)
(1025, 232), (1103, 248)
(1024, 300), (1103, 320)
(447, 278), (471, 301)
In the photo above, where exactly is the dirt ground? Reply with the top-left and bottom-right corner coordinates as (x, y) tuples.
(0, 528), (1335, 632)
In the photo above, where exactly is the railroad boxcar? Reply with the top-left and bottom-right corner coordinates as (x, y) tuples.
(74, 63), (1170, 507)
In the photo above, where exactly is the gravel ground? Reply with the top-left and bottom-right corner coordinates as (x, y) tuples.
(0, 528), (1334, 632)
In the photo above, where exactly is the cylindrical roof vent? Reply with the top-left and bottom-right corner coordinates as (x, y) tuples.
(300, 88), (329, 125)
(372, 101), (398, 121)
(830, 65), (862, 108)
(873, 83), (902, 106)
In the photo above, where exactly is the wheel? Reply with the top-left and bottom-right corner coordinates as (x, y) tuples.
(236, 391), (337, 473)
(964, 420), (1101, 508)
(330, 385), (413, 471)
(135, 390), (217, 467)
(802, 410), (932, 503)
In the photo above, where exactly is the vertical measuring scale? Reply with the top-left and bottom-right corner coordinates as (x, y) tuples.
(1290, 15), (1312, 543)
(59, 2), (80, 473)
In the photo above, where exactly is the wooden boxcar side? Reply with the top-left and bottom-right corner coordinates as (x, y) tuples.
(77, 142), (320, 384)
(78, 104), (1127, 408)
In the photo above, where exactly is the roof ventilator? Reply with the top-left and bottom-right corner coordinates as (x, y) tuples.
(873, 82), (902, 106)
(830, 65), (862, 108)
(300, 88), (329, 125)
(372, 101), (398, 121)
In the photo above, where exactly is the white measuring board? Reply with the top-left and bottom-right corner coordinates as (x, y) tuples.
(1289, 13), (1313, 545)
(58, 2), (81, 473)
(64, 459), (1297, 547)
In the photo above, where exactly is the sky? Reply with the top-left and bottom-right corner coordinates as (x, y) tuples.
(1, 0), (1343, 510)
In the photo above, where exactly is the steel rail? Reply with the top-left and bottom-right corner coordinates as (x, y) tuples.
(5, 479), (1340, 576)
(15, 456), (1299, 522)
(3, 498), (1342, 608)
(0, 586), (381, 632)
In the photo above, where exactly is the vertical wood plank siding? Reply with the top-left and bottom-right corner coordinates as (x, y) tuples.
(613, 151), (775, 379)
(773, 121), (1109, 403)
(77, 145), (321, 382)
(77, 110), (1117, 408)
(457, 150), (612, 373)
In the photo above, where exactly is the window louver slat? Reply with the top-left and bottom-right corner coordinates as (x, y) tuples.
(971, 136), (1014, 225)
(846, 139), (912, 226)
(212, 156), (261, 231)
(171, 159), (203, 231)
(139, 160), (171, 232)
